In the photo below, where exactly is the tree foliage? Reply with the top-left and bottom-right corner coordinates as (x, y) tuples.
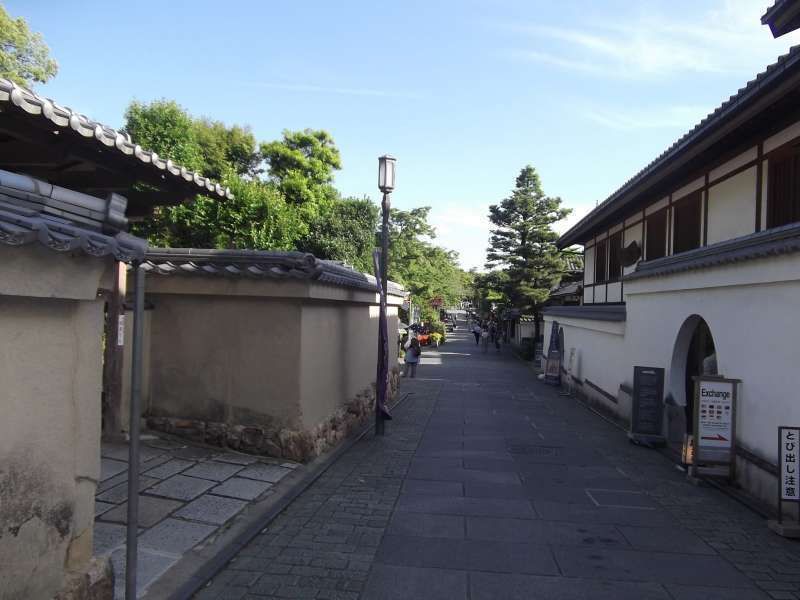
(261, 129), (341, 206)
(0, 5), (58, 86)
(388, 207), (467, 320)
(486, 165), (570, 317)
(297, 198), (379, 273)
(122, 99), (469, 310)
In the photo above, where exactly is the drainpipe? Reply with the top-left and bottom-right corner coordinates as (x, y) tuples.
(125, 262), (145, 599)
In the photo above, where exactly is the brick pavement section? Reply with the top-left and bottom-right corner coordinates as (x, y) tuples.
(195, 326), (800, 600)
(193, 377), (440, 599)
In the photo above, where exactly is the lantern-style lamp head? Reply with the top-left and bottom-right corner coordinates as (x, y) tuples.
(378, 155), (397, 193)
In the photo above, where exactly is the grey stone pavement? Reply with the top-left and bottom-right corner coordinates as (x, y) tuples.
(194, 326), (800, 600)
(95, 435), (298, 598)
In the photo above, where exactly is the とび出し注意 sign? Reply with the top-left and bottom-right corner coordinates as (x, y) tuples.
(780, 427), (800, 502)
(693, 376), (738, 470)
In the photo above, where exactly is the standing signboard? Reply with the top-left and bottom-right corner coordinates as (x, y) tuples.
(779, 427), (800, 505)
(544, 321), (561, 386)
(692, 376), (739, 478)
(629, 366), (665, 445)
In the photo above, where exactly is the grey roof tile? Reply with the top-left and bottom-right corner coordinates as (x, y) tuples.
(0, 78), (231, 200)
(141, 248), (405, 294)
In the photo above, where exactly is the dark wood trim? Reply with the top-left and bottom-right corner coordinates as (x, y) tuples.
(667, 197), (673, 256)
(708, 158), (759, 187)
(585, 378), (618, 404)
(702, 174), (709, 245)
(756, 143), (764, 232)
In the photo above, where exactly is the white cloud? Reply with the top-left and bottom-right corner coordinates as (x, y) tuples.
(503, 0), (800, 79)
(582, 104), (713, 131)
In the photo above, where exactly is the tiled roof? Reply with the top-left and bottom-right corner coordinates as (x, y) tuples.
(624, 221), (800, 281)
(558, 43), (800, 247)
(0, 79), (232, 200)
(142, 248), (405, 294)
(0, 169), (147, 262)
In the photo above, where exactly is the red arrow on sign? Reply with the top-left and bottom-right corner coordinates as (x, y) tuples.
(701, 434), (728, 441)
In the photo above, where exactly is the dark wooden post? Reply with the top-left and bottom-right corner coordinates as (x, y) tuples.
(102, 261), (127, 439)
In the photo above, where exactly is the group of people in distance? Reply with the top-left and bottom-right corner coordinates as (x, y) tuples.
(472, 317), (501, 353)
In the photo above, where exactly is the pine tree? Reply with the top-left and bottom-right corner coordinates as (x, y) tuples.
(486, 165), (571, 340)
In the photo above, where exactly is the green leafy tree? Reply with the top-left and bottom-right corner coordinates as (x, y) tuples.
(297, 197), (379, 272)
(194, 118), (260, 180)
(260, 129), (341, 206)
(0, 5), (57, 86)
(486, 165), (570, 339)
(124, 100), (203, 170)
(388, 207), (468, 321)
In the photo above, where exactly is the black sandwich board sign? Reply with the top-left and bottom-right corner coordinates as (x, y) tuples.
(629, 366), (665, 445)
(692, 375), (739, 479)
(544, 321), (561, 386)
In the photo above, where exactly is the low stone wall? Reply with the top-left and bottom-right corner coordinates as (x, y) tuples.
(147, 368), (400, 462)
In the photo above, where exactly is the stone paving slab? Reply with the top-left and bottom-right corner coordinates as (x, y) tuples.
(97, 477), (160, 504)
(386, 512), (465, 539)
(552, 545), (754, 586)
(236, 463), (292, 483)
(139, 518), (218, 555)
(376, 534), (560, 575)
(100, 458), (129, 481)
(100, 495), (183, 528)
(469, 572), (673, 600)
(111, 547), (179, 599)
(144, 458), (196, 479)
(145, 474), (217, 501)
(182, 461), (245, 482)
(360, 564), (467, 600)
(211, 477), (273, 501)
(175, 495), (248, 525)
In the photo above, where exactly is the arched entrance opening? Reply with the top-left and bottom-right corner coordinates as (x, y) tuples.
(667, 315), (718, 454)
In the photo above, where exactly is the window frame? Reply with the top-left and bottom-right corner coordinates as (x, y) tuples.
(767, 144), (800, 229)
(645, 208), (668, 261)
(594, 237), (608, 284)
(608, 230), (623, 282)
(672, 191), (703, 255)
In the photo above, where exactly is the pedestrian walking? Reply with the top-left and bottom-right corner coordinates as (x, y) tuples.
(472, 322), (481, 345)
(403, 337), (422, 378)
(481, 326), (490, 353)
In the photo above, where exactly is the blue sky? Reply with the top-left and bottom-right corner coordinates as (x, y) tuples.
(9, 0), (800, 269)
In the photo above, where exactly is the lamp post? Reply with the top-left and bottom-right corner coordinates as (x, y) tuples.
(375, 155), (396, 436)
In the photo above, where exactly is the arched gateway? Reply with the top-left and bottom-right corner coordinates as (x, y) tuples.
(667, 315), (719, 456)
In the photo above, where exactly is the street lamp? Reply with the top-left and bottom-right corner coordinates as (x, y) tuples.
(375, 155), (396, 436)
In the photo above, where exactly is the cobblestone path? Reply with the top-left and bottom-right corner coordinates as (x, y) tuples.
(195, 327), (800, 600)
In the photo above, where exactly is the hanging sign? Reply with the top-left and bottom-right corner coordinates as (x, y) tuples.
(780, 427), (800, 502)
(693, 376), (739, 476)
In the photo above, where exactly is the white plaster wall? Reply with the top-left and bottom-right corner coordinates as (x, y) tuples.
(706, 166), (757, 244)
(560, 254), (800, 508)
(607, 281), (622, 303)
(543, 315), (629, 418)
(299, 303), (398, 430)
(0, 294), (104, 599)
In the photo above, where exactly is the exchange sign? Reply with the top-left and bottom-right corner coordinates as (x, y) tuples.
(693, 376), (739, 477)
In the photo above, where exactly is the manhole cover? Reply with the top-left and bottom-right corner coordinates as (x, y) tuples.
(507, 444), (561, 457)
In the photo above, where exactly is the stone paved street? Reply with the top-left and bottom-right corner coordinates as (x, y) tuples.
(195, 326), (800, 600)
